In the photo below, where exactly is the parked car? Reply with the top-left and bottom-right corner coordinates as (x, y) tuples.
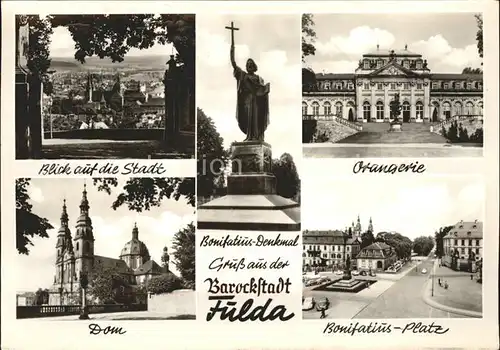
(421, 268), (428, 274)
(351, 270), (360, 276)
(302, 297), (315, 311)
(315, 297), (330, 311)
(334, 270), (343, 275)
(360, 270), (368, 276)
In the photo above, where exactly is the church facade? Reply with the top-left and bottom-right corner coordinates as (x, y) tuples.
(48, 184), (167, 305)
(303, 46), (483, 123)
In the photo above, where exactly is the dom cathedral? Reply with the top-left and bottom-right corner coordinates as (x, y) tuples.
(302, 45), (483, 123)
(48, 184), (168, 305)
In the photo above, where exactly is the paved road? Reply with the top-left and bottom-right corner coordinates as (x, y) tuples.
(353, 258), (468, 319)
(303, 144), (483, 158)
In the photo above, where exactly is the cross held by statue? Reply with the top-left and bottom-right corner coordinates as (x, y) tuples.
(225, 21), (240, 34)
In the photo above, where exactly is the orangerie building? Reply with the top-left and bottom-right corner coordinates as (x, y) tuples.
(302, 46), (483, 123)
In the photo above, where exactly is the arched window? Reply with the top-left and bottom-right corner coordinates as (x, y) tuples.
(466, 101), (474, 115)
(443, 102), (451, 120)
(416, 101), (424, 119)
(402, 101), (410, 119)
(454, 101), (462, 116)
(335, 102), (343, 117)
(323, 81), (331, 90)
(478, 101), (483, 115)
(311, 101), (319, 116)
(337, 254), (342, 259)
(323, 101), (331, 116)
(302, 102), (308, 116)
(376, 101), (384, 120)
(363, 101), (371, 120)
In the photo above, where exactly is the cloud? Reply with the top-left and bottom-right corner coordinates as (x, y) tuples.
(316, 26), (395, 57)
(28, 185), (44, 203)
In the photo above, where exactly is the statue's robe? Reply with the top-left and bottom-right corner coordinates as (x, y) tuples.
(233, 66), (270, 141)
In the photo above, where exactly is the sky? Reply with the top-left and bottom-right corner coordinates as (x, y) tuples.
(302, 175), (484, 240)
(16, 178), (195, 292)
(305, 13), (482, 73)
(197, 14), (302, 172)
(49, 24), (175, 58)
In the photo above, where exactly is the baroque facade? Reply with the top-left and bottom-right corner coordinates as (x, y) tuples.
(303, 46), (483, 123)
(48, 184), (167, 305)
(302, 216), (369, 269)
(356, 242), (397, 272)
(442, 219), (483, 272)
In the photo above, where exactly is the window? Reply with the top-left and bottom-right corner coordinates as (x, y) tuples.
(376, 101), (384, 119)
(466, 101), (474, 115)
(476, 239), (480, 246)
(416, 101), (423, 119)
(76, 242), (79, 251)
(323, 101), (331, 116)
(443, 102), (451, 119)
(335, 102), (343, 117)
(324, 81), (331, 90)
(416, 60), (422, 69)
(348, 82), (354, 89)
(336, 83), (343, 90)
(377, 83), (383, 90)
(403, 60), (409, 68)
(404, 83), (410, 90)
(364, 83), (369, 90)
(478, 101), (483, 115)
(454, 239), (458, 246)
(461, 239), (465, 246)
(432, 82), (440, 89)
(454, 102), (462, 115)
(302, 102), (307, 116)
(324, 245), (327, 250)
(476, 248), (480, 255)
(364, 60), (369, 69)
(466, 82), (472, 89)
(363, 101), (371, 120)
(461, 248), (465, 254)
(390, 83), (396, 90)
(417, 83), (422, 90)
(312, 102), (319, 116)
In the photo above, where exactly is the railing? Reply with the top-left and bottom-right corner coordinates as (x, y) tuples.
(303, 114), (362, 131)
(431, 115), (483, 132)
(17, 303), (147, 319)
(43, 128), (165, 140)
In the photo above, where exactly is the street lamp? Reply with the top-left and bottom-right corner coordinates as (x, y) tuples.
(79, 271), (89, 320)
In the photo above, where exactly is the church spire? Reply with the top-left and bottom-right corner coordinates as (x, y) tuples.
(86, 72), (93, 103)
(132, 222), (139, 240)
(80, 182), (89, 215)
(368, 217), (374, 233)
(74, 182), (94, 242)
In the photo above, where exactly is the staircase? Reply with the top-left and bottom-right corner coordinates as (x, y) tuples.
(431, 115), (483, 136)
(303, 115), (362, 143)
(338, 122), (449, 144)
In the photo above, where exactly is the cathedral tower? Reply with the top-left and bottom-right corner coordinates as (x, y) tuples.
(368, 217), (374, 233)
(54, 199), (70, 285)
(120, 223), (151, 270)
(86, 73), (94, 103)
(74, 183), (95, 277)
(355, 215), (362, 233)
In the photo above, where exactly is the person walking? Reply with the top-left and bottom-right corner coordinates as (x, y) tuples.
(320, 307), (326, 319)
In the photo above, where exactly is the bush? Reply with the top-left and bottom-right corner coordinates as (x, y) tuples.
(147, 273), (184, 294)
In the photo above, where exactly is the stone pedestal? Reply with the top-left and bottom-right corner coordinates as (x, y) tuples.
(389, 121), (402, 132)
(198, 141), (300, 231)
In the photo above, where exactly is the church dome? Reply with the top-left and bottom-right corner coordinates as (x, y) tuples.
(119, 223), (150, 260)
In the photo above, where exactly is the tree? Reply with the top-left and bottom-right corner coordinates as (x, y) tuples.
(412, 236), (435, 256)
(93, 177), (195, 210)
(34, 288), (50, 305)
(360, 230), (375, 249)
(197, 108), (228, 198)
(462, 67), (482, 74)
(16, 178), (54, 255)
(272, 153), (300, 200)
(171, 223), (195, 287)
(377, 232), (413, 260)
(302, 14), (316, 62)
(88, 264), (130, 304)
(147, 273), (184, 294)
(434, 225), (453, 258)
(475, 14), (483, 63)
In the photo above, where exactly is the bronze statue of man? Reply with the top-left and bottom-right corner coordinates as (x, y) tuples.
(227, 22), (270, 142)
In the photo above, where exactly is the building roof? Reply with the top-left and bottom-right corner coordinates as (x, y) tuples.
(431, 73), (483, 80)
(303, 230), (360, 245)
(356, 242), (394, 259)
(363, 48), (422, 57)
(94, 255), (132, 274)
(142, 97), (164, 107)
(134, 260), (164, 276)
(444, 220), (483, 239)
(315, 73), (355, 80)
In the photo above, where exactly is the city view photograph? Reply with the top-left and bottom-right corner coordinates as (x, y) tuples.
(15, 14), (195, 159)
(302, 174), (484, 319)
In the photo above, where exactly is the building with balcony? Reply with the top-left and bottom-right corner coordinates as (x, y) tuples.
(303, 45), (483, 123)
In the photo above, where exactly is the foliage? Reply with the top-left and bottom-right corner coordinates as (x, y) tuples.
(475, 14), (483, 62)
(93, 177), (195, 210)
(376, 232), (413, 259)
(360, 230), (375, 249)
(147, 273), (184, 294)
(412, 236), (435, 256)
(434, 225), (454, 258)
(272, 153), (301, 200)
(16, 178), (54, 255)
(197, 108), (229, 198)
(34, 288), (50, 305)
(302, 14), (316, 62)
(442, 120), (483, 144)
(302, 68), (318, 93)
(171, 223), (196, 287)
(88, 264), (130, 304)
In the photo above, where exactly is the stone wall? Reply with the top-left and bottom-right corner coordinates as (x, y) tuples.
(303, 120), (359, 143)
(147, 289), (195, 316)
